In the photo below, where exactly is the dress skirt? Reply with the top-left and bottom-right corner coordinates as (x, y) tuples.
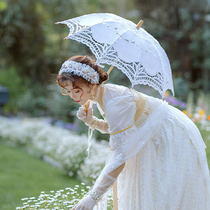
(118, 105), (210, 210)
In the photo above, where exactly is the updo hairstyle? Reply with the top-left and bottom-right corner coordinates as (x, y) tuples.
(56, 55), (109, 91)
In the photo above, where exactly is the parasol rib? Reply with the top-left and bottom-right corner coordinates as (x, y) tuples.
(107, 20), (144, 75)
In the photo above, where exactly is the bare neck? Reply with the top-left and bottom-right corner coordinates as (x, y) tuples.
(92, 84), (105, 111)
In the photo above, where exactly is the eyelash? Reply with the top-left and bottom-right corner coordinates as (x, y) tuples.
(67, 90), (80, 93)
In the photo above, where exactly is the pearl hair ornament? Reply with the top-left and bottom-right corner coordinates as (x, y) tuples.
(59, 60), (100, 84)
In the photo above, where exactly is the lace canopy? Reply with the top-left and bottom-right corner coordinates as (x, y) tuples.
(56, 13), (174, 98)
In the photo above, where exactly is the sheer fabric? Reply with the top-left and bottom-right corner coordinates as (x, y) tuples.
(93, 84), (210, 210)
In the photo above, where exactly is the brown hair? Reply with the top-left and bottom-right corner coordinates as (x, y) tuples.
(56, 55), (109, 92)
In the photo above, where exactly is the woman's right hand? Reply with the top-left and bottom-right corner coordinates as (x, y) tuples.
(71, 194), (96, 210)
(77, 107), (94, 125)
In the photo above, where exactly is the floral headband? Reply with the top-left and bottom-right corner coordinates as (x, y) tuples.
(59, 60), (100, 84)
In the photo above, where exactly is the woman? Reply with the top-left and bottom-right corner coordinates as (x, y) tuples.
(57, 55), (210, 210)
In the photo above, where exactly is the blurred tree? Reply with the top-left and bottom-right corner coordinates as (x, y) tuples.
(0, 0), (49, 84)
(36, 0), (92, 75)
(0, 0), (136, 84)
(134, 0), (210, 94)
(2, 0), (209, 117)
(0, 0), (7, 11)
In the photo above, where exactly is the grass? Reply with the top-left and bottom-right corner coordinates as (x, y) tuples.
(198, 124), (210, 167)
(0, 143), (80, 210)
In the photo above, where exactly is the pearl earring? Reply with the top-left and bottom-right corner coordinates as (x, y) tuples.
(91, 91), (95, 99)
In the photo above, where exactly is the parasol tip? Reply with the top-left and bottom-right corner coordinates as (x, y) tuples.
(136, 20), (144, 29)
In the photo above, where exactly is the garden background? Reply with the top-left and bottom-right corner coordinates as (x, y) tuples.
(0, 0), (210, 209)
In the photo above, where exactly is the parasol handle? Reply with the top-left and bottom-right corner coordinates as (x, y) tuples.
(107, 65), (115, 75)
(107, 19), (144, 75)
(113, 181), (118, 210)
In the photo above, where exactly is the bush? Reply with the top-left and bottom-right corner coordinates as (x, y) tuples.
(0, 67), (28, 114)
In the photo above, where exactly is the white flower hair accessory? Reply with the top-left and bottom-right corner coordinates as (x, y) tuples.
(59, 60), (100, 84)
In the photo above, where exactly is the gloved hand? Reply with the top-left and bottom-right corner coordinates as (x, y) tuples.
(77, 103), (109, 133)
(71, 194), (96, 210)
(77, 106), (94, 125)
(71, 174), (116, 210)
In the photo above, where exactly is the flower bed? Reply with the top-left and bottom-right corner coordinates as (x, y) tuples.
(16, 183), (113, 210)
(164, 91), (210, 132)
(0, 116), (111, 185)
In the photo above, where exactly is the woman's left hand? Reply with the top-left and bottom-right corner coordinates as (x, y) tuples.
(77, 107), (94, 125)
(71, 195), (96, 210)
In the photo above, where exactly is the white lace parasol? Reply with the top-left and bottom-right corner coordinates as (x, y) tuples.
(56, 13), (174, 98)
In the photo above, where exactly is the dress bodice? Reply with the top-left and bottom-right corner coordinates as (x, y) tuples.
(96, 83), (149, 133)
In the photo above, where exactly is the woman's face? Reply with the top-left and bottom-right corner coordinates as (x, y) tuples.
(65, 81), (94, 105)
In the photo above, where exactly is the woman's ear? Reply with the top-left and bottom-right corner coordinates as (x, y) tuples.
(90, 84), (96, 91)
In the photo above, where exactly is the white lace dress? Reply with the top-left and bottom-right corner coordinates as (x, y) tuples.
(94, 84), (210, 210)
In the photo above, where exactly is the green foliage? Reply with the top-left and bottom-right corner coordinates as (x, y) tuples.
(17, 84), (48, 116)
(135, 0), (210, 92)
(1, 0), (210, 121)
(173, 77), (189, 101)
(17, 83), (79, 121)
(189, 24), (210, 91)
(196, 124), (210, 168)
(0, 67), (28, 113)
(0, 0), (48, 83)
(46, 84), (79, 121)
(0, 0), (7, 11)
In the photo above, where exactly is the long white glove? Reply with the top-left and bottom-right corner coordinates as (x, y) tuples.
(91, 174), (116, 198)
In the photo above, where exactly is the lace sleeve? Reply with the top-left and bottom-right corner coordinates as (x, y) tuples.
(105, 93), (136, 135)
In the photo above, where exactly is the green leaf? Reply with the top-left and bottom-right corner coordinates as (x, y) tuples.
(0, 1), (7, 11)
